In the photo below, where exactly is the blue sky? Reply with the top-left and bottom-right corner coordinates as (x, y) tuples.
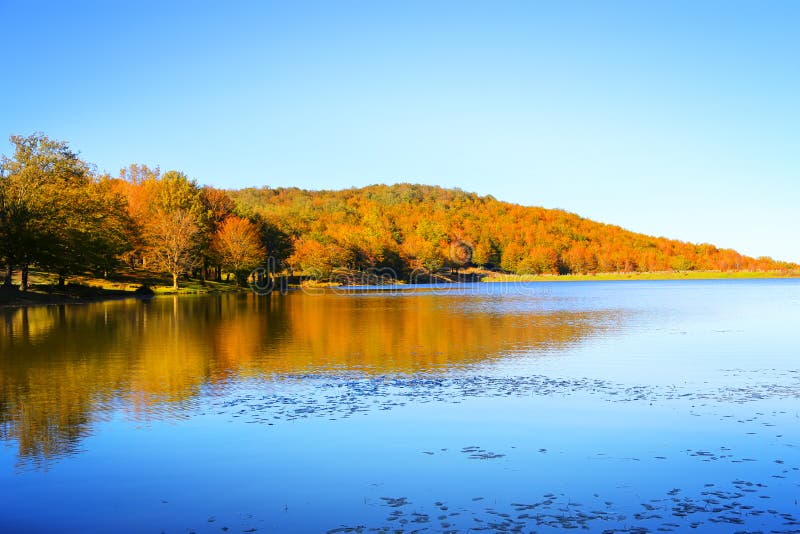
(2, 0), (798, 261)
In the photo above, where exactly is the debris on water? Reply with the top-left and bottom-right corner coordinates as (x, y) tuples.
(204, 368), (800, 427)
(380, 496), (409, 508)
(163, 365), (800, 533)
(325, 476), (800, 532)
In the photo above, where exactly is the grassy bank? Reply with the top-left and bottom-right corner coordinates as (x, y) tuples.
(3, 268), (798, 307)
(482, 270), (800, 283)
(0, 269), (245, 307)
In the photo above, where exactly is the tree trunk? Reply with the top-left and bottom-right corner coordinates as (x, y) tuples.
(57, 274), (65, 288)
(20, 264), (29, 292)
(2, 264), (12, 288)
(216, 265), (222, 281)
(172, 272), (179, 291)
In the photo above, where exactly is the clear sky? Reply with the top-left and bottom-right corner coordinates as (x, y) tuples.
(1, 0), (798, 262)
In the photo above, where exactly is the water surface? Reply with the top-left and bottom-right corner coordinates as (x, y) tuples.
(1, 280), (799, 532)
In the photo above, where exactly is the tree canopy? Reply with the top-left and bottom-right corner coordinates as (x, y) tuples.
(228, 183), (796, 277)
(0, 134), (131, 289)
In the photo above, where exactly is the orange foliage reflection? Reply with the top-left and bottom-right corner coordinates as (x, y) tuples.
(0, 291), (621, 463)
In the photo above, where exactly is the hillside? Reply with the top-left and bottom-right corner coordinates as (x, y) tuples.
(228, 183), (796, 277)
(2, 133), (795, 295)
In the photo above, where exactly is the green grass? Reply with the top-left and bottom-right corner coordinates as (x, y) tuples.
(0, 269), (244, 306)
(37, 269), (246, 294)
(482, 270), (800, 283)
(150, 278), (242, 295)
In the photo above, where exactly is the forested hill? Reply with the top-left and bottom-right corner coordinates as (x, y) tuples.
(228, 183), (794, 276)
(1, 133), (795, 292)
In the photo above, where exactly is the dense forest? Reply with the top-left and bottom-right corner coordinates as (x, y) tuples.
(230, 185), (797, 277)
(0, 133), (796, 292)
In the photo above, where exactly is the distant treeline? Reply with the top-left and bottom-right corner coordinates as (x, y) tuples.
(0, 133), (796, 291)
(229, 186), (797, 277)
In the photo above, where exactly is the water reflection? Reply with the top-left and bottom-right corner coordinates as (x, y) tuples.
(0, 290), (623, 464)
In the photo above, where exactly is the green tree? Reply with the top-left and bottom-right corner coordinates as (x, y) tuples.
(0, 133), (90, 289)
(671, 255), (695, 272)
(38, 178), (133, 286)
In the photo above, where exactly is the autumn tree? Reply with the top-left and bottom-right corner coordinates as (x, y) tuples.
(517, 246), (558, 275)
(227, 183), (798, 279)
(126, 170), (204, 289)
(499, 242), (525, 273)
(253, 214), (293, 269)
(471, 238), (498, 268)
(3, 139), (796, 290)
(119, 163), (160, 185)
(146, 209), (201, 290)
(199, 186), (236, 280)
(211, 216), (265, 286)
(287, 237), (353, 278)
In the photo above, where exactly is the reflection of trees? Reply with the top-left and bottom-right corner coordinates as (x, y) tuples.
(256, 294), (618, 373)
(1, 305), (132, 464)
(0, 293), (622, 464)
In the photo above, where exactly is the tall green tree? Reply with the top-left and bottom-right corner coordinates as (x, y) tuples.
(38, 177), (134, 284)
(0, 133), (91, 289)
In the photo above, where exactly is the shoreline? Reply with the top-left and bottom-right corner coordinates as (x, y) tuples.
(480, 270), (800, 283)
(0, 282), (249, 309)
(2, 270), (797, 309)
(0, 288), (140, 309)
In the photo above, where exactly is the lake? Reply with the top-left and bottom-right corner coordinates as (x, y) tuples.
(1, 280), (799, 532)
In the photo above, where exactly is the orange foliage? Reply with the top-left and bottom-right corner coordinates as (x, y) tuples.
(211, 216), (265, 283)
(229, 183), (797, 276)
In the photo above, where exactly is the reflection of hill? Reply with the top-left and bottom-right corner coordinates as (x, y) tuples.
(263, 293), (620, 373)
(0, 292), (622, 464)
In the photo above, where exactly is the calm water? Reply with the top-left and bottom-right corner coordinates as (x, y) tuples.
(1, 280), (799, 532)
